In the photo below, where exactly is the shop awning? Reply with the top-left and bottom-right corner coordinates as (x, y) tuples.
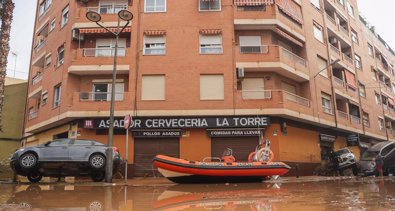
(275, 0), (303, 25)
(143, 30), (167, 36)
(199, 29), (222, 35)
(274, 27), (304, 47)
(234, 0), (274, 6)
(344, 69), (356, 88)
(79, 27), (131, 34)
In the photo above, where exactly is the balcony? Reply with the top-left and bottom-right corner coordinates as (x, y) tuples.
(33, 39), (47, 54)
(71, 92), (132, 111)
(350, 115), (361, 125)
(383, 104), (395, 120)
(333, 77), (358, 101)
(76, 5), (130, 23)
(342, 53), (353, 65)
(32, 74), (43, 86)
(330, 44), (341, 59)
(237, 89), (313, 117)
(236, 45), (309, 82)
(28, 111), (39, 121)
(69, 48), (131, 75)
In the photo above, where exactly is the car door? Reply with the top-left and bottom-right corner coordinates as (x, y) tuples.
(39, 139), (70, 161)
(68, 140), (93, 162)
(381, 144), (395, 169)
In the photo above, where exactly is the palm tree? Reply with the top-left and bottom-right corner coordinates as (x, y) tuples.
(0, 0), (15, 131)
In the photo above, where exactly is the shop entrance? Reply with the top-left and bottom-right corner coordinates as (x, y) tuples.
(134, 138), (179, 177)
(211, 137), (259, 162)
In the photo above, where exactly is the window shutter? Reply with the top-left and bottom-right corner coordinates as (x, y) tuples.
(200, 35), (222, 45)
(144, 36), (165, 44)
(200, 75), (224, 100)
(239, 36), (261, 46)
(142, 75), (165, 100)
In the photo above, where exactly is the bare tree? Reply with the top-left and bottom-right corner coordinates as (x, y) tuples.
(0, 0), (15, 131)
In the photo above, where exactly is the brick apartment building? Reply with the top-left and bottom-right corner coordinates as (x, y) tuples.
(25, 0), (395, 176)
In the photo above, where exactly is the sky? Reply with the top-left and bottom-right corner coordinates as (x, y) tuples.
(4, 0), (395, 80)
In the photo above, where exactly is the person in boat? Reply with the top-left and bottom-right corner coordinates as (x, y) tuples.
(248, 139), (274, 162)
(221, 148), (236, 162)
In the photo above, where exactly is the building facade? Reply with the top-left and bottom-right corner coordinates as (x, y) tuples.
(25, 0), (395, 177)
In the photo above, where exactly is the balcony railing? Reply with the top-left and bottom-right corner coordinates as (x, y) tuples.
(330, 44), (341, 55)
(350, 115), (361, 124)
(83, 48), (126, 57)
(242, 90), (272, 100)
(34, 39), (47, 52)
(337, 110), (349, 119)
(28, 111), (38, 120)
(240, 45), (269, 54)
(281, 47), (307, 67)
(326, 13), (336, 25)
(79, 92), (124, 101)
(87, 5), (128, 14)
(283, 91), (310, 107)
(342, 53), (353, 64)
(339, 26), (349, 35)
(333, 77), (345, 87)
(32, 74), (43, 86)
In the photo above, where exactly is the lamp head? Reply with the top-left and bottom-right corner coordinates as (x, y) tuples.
(118, 10), (133, 21)
(86, 11), (101, 22)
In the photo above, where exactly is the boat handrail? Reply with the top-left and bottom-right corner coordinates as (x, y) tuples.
(202, 157), (222, 162)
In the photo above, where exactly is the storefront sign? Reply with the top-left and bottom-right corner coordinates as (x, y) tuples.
(132, 130), (183, 138)
(207, 129), (265, 137)
(347, 134), (359, 146)
(83, 116), (270, 129)
(319, 134), (336, 142)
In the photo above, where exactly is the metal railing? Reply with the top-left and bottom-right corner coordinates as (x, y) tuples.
(32, 74), (43, 85)
(280, 47), (307, 66)
(342, 53), (353, 64)
(326, 13), (336, 25)
(333, 77), (345, 87)
(240, 45), (269, 54)
(241, 90), (272, 100)
(350, 115), (361, 124)
(34, 39), (47, 52)
(79, 92), (124, 101)
(330, 44), (341, 55)
(339, 26), (349, 35)
(28, 111), (38, 120)
(83, 48), (126, 57)
(337, 110), (349, 119)
(87, 5), (128, 14)
(283, 91), (310, 107)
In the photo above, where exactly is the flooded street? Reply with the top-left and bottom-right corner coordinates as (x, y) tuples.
(1, 177), (395, 210)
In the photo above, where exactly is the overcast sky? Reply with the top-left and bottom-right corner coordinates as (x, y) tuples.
(5, 0), (395, 80)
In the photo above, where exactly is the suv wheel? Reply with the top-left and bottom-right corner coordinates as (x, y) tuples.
(91, 171), (105, 182)
(19, 153), (38, 169)
(89, 154), (106, 169)
(27, 172), (42, 183)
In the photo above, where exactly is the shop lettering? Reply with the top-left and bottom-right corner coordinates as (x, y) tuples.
(144, 118), (209, 128)
(98, 119), (124, 128)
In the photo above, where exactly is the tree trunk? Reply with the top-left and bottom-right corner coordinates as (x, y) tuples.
(0, 0), (14, 131)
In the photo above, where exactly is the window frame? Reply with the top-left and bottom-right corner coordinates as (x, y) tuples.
(199, 0), (221, 12)
(53, 83), (62, 108)
(61, 5), (69, 28)
(199, 34), (224, 55)
(143, 35), (166, 55)
(362, 112), (370, 128)
(57, 45), (65, 66)
(310, 0), (320, 10)
(144, 0), (167, 13)
(321, 92), (333, 114)
(359, 82), (366, 98)
(313, 22), (324, 43)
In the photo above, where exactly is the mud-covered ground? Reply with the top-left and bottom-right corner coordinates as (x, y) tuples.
(1, 176), (395, 210)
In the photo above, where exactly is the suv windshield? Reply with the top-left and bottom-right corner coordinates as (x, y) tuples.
(335, 149), (349, 156)
(361, 151), (379, 160)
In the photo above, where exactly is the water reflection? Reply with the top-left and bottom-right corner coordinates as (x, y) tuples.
(2, 178), (395, 211)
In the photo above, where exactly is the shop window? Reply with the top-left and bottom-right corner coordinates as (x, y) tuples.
(142, 75), (165, 100)
(200, 74), (224, 100)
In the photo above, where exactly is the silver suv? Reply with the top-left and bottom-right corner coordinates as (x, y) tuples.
(335, 148), (357, 169)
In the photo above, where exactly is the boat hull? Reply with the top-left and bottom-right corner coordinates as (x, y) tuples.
(153, 155), (291, 184)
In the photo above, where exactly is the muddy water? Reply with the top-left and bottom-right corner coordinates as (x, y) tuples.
(1, 178), (395, 211)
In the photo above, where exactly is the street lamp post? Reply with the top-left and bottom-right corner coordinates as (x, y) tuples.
(86, 10), (133, 183)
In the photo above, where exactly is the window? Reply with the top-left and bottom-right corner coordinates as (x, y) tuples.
(351, 29), (359, 44)
(45, 54), (51, 67)
(241, 78), (266, 99)
(95, 38), (127, 57)
(239, 36), (262, 53)
(57, 45), (65, 66)
(368, 43), (374, 57)
(200, 75), (224, 100)
(237, 5), (266, 11)
(321, 92), (332, 114)
(378, 117), (384, 131)
(142, 75), (165, 100)
(48, 139), (70, 146)
(199, 0), (221, 11)
(92, 83), (124, 101)
(375, 93), (381, 105)
(372, 69), (377, 81)
(313, 22), (324, 43)
(42, 92), (48, 105)
(39, 0), (52, 17)
(61, 5), (69, 27)
(362, 112), (370, 127)
(359, 82), (366, 98)
(381, 144), (395, 156)
(99, 1), (128, 14)
(310, 0), (320, 9)
(53, 84), (61, 108)
(355, 54), (362, 70)
(145, 0), (166, 12)
(200, 35), (223, 54)
(338, 0), (344, 6)
(49, 19), (56, 32)
(143, 35), (166, 55)
(317, 56), (328, 77)
(347, 2), (354, 18)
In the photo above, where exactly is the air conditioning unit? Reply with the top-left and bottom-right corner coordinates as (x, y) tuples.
(72, 29), (84, 41)
(236, 67), (245, 79)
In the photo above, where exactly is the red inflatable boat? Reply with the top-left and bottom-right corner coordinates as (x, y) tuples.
(153, 155), (291, 183)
